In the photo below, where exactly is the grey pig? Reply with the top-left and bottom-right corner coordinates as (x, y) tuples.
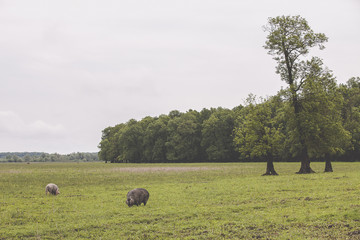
(45, 183), (60, 195)
(126, 188), (149, 207)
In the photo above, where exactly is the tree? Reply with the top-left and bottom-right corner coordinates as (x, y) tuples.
(143, 115), (169, 162)
(234, 95), (286, 175)
(98, 124), (125, 163)
(201, 107), (238, 162)
(263, 15), (328, 173)
(165, 110), (203, 162)
(24, 154), (31, 163)
(292, 58), (350, 172)
(116, 118), (152, 163)
(339, 77), (360, 161)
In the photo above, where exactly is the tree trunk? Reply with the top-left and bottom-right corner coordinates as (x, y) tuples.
(296, 156), (315, 174)
(324, 155), (333, 172)
(262, 158), (278, 176)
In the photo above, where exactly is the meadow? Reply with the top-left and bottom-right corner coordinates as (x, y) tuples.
(0, 162), (359, 239)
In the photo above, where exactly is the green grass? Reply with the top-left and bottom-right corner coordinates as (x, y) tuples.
(1, 162), (360, 239)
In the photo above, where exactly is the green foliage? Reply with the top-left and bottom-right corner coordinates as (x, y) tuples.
(0, 152), (99, 163)
(1, 162), (360, 239)
(263, 15), (328, 86)
(99, 109), (238, 163)
(98, 124), (126, 163)
(339, 77), (360, 161)
(284, 58), (351, 159)
(98, 77), (360, 164)
(143, 115), (169, 163)
(166, 110), (204, 162)
(116, 119), (147, 163)
(234, 95), (286, 162)
(201, 108), (238, 162)
(301, 58), (350, 158)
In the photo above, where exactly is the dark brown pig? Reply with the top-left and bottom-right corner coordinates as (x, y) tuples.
(126, 188), (149, 207)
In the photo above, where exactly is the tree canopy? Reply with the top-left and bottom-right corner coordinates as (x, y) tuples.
(98, 78), (360, 165)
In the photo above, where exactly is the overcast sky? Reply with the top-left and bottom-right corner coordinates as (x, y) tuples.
(1, 0), (359, 154)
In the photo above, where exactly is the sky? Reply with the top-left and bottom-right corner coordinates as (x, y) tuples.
(1, 0), (359, 154)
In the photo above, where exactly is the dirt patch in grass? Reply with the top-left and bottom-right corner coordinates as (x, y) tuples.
(0, 169), (32, 174)
(107, 166), (223, 173)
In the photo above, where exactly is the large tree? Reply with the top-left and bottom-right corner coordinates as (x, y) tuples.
(263, 15), (328, 173)
(287, 57), (351, 172)
(234, 95), (286, 175)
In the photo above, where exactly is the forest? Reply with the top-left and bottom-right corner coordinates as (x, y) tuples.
(0, 152), (99, 163)
(98, 16), (360, 174)
(98, 77), (360, 163)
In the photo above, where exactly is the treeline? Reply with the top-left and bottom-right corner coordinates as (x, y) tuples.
(98, 77), (360, 164)
(0, 152), (99, 163)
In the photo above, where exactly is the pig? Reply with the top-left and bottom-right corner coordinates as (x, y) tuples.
(126, 188), (149, 207)
(45, 183), (60, 195)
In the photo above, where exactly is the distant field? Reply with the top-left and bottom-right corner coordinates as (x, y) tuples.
(1, 162), (359, 239)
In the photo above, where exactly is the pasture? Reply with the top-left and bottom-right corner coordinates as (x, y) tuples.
(0, 162), (359, 239)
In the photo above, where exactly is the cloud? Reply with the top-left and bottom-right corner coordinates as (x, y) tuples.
(0, 111), (66, 138)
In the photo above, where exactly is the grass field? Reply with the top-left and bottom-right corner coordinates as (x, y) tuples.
(0, 162), (359, 239)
